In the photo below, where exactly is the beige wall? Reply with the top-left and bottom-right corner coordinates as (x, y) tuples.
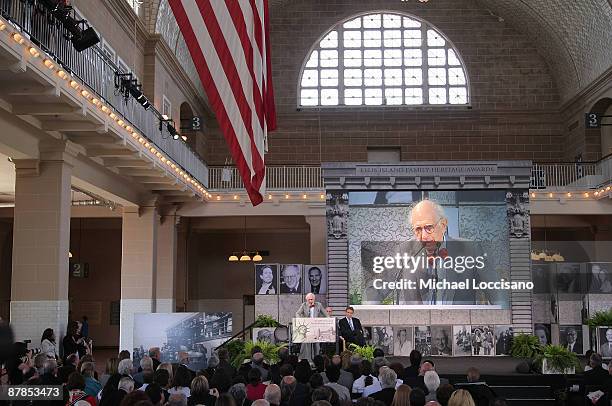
(0, 220), (11, 321)
(68, 218), (122, 347)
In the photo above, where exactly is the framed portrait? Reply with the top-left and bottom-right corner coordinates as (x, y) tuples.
(431, 325), (452, 356)
(279, 264), (303, 294)
(494, 326), (513, 355)
(452, 325), (472, 356)
(559, 325), (583, 355)
(597, 327), (612, 359)
(369, 326), (393, 355)
(533, 323), (551, 346)
(253, 327), (276, 344)
(304, 265), (327, 295)
(588, 263), (612, 294)
(532, 263), (553, 294)
(255, 264), (278, 295)
(393, 327), (413, 357)
(556, 263), (583, 294)
(414, 326), (432, 356)
(471, 325), (495, 356)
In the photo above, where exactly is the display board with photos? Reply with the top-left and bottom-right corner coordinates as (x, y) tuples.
(597, 326), (612, 359)
(252, 326), (290, 344)
(133, 312), (232, 371)
(361, 324), (517, 357)
(254, 264), (328, 296)
(559, 324), (583, 354)
(533, 323), (552, 346)
(531, 262), (612, 295)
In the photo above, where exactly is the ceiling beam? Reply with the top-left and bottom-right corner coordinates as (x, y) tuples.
(12, 104), (81, 116)
(87, 148), (138, 157)
(41, 120), (105, 132)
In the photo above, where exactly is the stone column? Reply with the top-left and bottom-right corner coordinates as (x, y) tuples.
(119, 206), (158, 351)
(10, 157), (72, 343)
(155, 215), (178, 313)
(305, 215), (326, 264)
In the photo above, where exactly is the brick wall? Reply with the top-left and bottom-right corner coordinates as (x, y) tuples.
(204, 0), (570, 165)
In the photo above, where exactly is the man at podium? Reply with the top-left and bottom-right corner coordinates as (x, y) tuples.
(295, 293), (329, 360)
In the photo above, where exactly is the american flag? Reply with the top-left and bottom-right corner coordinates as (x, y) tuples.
(169, 0), (276, 206)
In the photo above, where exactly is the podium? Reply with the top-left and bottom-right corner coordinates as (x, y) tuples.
(291, 317), (337, 360)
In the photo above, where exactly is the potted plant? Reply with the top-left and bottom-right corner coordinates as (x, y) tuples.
(231, 340), (286, 369)
(510, 333), (543, 359)
(253, 314), (281, 328)
(587, 309), (612, 327)
(348, 344), (376, 361)
(537, 345), (579, 374)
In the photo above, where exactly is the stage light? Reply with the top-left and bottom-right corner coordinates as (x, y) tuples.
(71, 27), (99, 52)
(167, 123), (180, 140)
(38, 0), (99, 52)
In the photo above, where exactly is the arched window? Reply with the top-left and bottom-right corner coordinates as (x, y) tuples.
(299, 12), (469, 107)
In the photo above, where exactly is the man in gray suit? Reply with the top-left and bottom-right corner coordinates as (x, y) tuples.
(295, 293), (329, 360)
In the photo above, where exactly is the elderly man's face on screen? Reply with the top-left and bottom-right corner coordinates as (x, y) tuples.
(410, 200), (448, 254)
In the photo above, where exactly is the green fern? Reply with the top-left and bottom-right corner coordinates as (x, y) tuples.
(253, 314), (280, 328)
(536, 344), (580, 373)
(587, 309), (612, 327)
(510, 333), (543, 358)
(348, 344), (376, 361)
(231, 340), (286, 369)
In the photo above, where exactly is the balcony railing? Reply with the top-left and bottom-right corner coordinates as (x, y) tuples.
(209, 166), (323, 191)
(210, 157), (612, 192)
(0, 0), (208, 187)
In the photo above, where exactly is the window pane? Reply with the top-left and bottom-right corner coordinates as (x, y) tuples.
(320, 69), (338, 86)
(404, 68), (422, 85)
(385, 88), (403, 105)
(448, 67), (466, 85)
(448, 49), (461, 65)
(404, 30), (421, 47)
(344, 69), (363, 86)
(403, 17), (421, 28)
(301, 70), (318, 87)
(363, 30), (381, 47)
(320, 50), (338, 67)
(384, 69), (402, 86)
(300, 89), (318, 106)
(344, 50), (362, 67)
(383, 30), (402, 47)
(363, 14), (381, 28)
(449, 87), (468, 104)
(344, 88), (363, 105)
(344, 31), (362, 48)
(427, 29), (445, 46)
(364, 88), (383, 105)
(384, 49), (402, 66)
(321, 88), (339, 105)
(429, 87), (447, 104)
(404, 49), (422, 66)
(364, 69), (382, 86)
(343, 17), (361, 29)
(428, 68), (447, 85)
(383, 14), (402, 28)
(428, 48), (446, 66)
(320, 31), (338, 48)
(364, 49), (382, 67)
(305, 51), (318, 68)
(405, 88), (423, 104)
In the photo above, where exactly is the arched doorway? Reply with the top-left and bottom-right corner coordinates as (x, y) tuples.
(590, 97), (612, 159)
(180, 102), (196, 150)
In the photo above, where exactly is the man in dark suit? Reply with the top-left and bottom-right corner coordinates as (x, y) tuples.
(369, 366), (397, 406)
(338, 306), (365, 347)
(584, 353), (610, 387)
(280, 264), (302, 294)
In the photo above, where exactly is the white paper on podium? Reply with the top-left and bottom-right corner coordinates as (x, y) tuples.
(292, 317), (336, 343)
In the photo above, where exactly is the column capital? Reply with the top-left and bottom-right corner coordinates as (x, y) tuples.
(12, 159), (39, 177)
(39, 140), (81, 166)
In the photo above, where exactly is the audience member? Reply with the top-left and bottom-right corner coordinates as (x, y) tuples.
(390, 384), (411, 406)
(169, 365), (193, 398)
(148, 347), (162, 370)
(247, 367), (268, 400)
(189, 375), (217, 406)
(264, 384), (282, 406)
(324, 365), (351, 402)
(435, 384), (454, 406)
(584, 353), (609, 387)
(460, 368), (495, 406)
(404, 350), (422, 379)
(230, 383), (249, 406)
(134, 355), (154, 385)
(353, 360), (379, 396)
(216, 392), (238, 406)
(424, 371), (440, 402)
(252, 352), (270, 381)
(448, 389), (475, 406)
(100, 357), (119, 387)
(80, 361), (102, 398)
(145, 383), (164, 406)
(281, 375), (308, 406)
(120, 390), (150, 406)
(218, 348), (238, 379)
(119, 350), (131, 360)
(168, 393), (189, 406)
(66, 371), (96, 406)
(41, 328), (58, 360)
(409, 388), (426, 406)
(369, 366), (397, 406)
(253, 401), (271, 406)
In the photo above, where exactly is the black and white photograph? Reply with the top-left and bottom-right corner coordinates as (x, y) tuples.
(559, 325), (583, 354)
(368, 326), (393, 355)
(280, 264), (303, 294)
(255, 264), (278, 295)
(304, 265), (327, 295)
(494, 326), (513, 355)
(414, 326), (432, 356)
(556, 263), (582, 294)
(597, 327), (612, 359)
(471, 325), (495, 356)
(362, 327), (373, 344)
(393, 326), (413, 356)
(532, 263), (552, 294)
(133, 312), (232, 371)
(431, 325), (452, 356)
(588, 263), (612, 294)
(453, 325), (472, 356)
(253, 327), (275, 344)
(533, 323), (551, 346)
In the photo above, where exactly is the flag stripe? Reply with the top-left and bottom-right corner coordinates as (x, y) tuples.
(170, 0), (264, 204)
